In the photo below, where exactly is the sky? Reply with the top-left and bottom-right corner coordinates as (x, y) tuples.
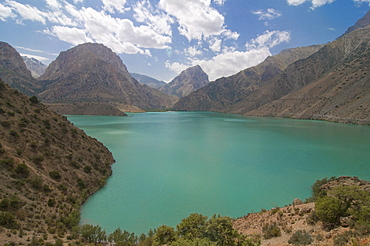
(0, 0), (369, 82)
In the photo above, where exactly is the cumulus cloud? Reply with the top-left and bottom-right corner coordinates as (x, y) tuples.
(102, 0), (127, 13)
(252, 8), (282, 20)
(246, 30), (291, 50)
(0, 3), (15, 20)
(5, 0), (47, 24)
(167, 30), (291, 81)
(47, 26), (92, 45)
(159, 0), (236, 41)
(286, 0), (364, 9)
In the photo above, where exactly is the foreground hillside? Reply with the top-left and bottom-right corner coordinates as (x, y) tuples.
(0, 80), (115, 245)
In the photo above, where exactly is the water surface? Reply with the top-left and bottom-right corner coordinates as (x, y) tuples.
(67, 112), (370, 234)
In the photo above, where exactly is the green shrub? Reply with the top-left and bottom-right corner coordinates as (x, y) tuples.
(0, 212), (15, 228)
(9, 130), (18, 137)
(0, 159), (14, 170)
(13, 163), (30, 178)
(288, 230), (313, 245)
(316, 196), (345, 225)
(153, 225), (177, 246)
(33, 156), (44, 164)
(49, 171), (61, 180)
(29, 96), (39, 104)
(1, 121), (11, 127)
(262, 223), (281, 239)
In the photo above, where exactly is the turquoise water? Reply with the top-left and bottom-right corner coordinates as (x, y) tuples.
(67, 112), (370, 234)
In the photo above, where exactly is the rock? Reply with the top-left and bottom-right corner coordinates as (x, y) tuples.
(340, 216), (353, 227)
(293, 198), (304, 206)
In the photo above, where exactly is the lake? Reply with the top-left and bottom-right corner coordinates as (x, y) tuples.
(67, 112), (370, 234)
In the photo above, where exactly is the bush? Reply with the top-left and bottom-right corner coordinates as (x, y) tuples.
(49, 171), (61, 180)
(0, 212), (15, 228)
(153, 225), (177, 246)
(288, 230), (313, 245)
(1, 121), (11, 127)
(177, 213), (208, 239)
(29, 96), (39, 104)
(13, 163), (30, 178)
(262, 223), (281, 239)
(315, 196), (345, 226)
(0, 159), (14, 170)
(33, 156), (44, 165)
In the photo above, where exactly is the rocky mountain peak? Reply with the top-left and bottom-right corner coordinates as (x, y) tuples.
(22, 56), (47, 78)
(341, 10), (370, 37)
(160, 65), (209, 98)
(0, 42), (39, 95)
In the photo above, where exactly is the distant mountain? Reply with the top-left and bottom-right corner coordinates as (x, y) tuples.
(131, 72), (167, 89)
(22, 56), (47, 78)
(0, 79), (114, 242)
(38, 43), (177, 110)
(159, 65), (209, 98)
(245, 26), (370, 124)
(342, 10), (370, 37)
(173, 45), (323, 111)
(0, 42), (40, 95)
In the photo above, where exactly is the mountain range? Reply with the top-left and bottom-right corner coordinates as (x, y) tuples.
(173, 11), (370, 124)
(22, 56), (47, 78)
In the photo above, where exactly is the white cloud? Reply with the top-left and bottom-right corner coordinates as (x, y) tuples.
(5, 0), (47, 24)
(186, 46), (203, 56)
(102, 0), (127, 13)
(48, 26), (92, 45)
(209, 37), (222, 52)
(286, 0), (309, 6)
(213, 0), (226, 5)
(133, 0), (173, 36)
(252, 8), (282, 20)
(159, 0), (234, 41)
(246, 30), (291, 50)
(166, 30), (290, 81)
(0, 3), (15, 20)
(353, 0), (370, 4)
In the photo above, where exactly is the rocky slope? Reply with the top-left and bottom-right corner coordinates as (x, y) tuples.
(173, 45), (323, 111)
(38, 43), (177, 110)
(234, 176), (370, 246)
(0, 80), (115, 244)
(159, 65), (209, 98)
(22, 56), (47, 78)
(0, 42), (40, 95)
(341, 10), (370, 37)
(131, 72), (167, 89)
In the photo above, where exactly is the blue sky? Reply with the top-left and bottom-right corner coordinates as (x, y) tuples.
(0, 0), (369, 82)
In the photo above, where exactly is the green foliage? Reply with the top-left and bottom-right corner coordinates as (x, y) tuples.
(47, 198), (55, 207)
(0, 212), (15, 228)
(28, 175), (43, 189)
(18, 117), (29, 128)
(49, 170), (61, 180)
(13, 163), (30, 178)
(0, 159), (14, 170)
(153, 225), (177, 246)
(315, 196), (345, 225)
(204, 215), (240, 246)
(171, 237), (217, 246)
(307, 177), (336, 202)
(288, 230), (313, 245)
(29, 96), (39, 104)
(262, 223), (281, 239)
(33, 155), (44, 164)
(1, 121), (11, 127)
(83, 165), (91, 173)
(108, 228), (137, 245)
(43, 119), (51, 129)
(60, 210), (80, 229)
(78, 224), (106, 243)
(177, 213), (208, 239)
(0, 196), (23, 211)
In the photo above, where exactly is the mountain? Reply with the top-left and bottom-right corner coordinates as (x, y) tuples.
(159, 65), (209, 98)
(342, 10), (370, 37)
(38, 43), (177, 110)
(173, 45), (323, 111)
(131, 72), (167, 89)
(0, 42), (40, 95)
(0, 80), (114, 244)
(22, 56), (47, 78)
(245, 26), (370, 124)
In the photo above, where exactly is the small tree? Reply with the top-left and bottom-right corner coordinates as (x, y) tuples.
(29, 96), (39, 104)
(153, 225), (177, 246)
(177, 213), (208, 239)
(288, 230), (313, 245)
(315, 196), (345, 226)
(79, 224), (106, 243)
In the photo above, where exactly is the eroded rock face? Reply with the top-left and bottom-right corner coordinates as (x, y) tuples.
(293, 198), (304, 206)
(38, 43), (177, 109)
(0, 42), (40, 95)
(159, 65), (209, 98)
